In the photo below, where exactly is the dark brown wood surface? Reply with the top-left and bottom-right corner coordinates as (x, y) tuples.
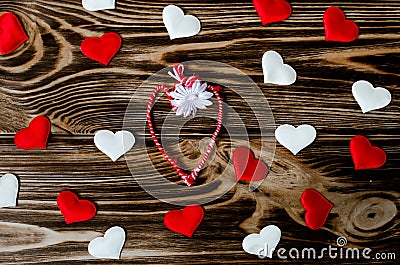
(0, 0), (399, 264)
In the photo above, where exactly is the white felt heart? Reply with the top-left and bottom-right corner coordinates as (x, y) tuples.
(0, 173), (19, 208)
(352, 80), (391, 113)
(262, 51), (296, 85)
(94, 130), (135, 162)
(163, 5), (201, 40)
(88, 226), (126, 259)
(275, 124), (316, 155)
(242, 225), (281, 258)
(82, 0), (115, 11)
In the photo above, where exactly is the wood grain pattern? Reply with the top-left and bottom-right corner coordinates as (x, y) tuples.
(0, 0), (399, 264)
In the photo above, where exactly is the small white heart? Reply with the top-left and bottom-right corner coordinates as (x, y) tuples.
(82, 0), (115, 11)
(275, 124), (316, 155)
(262, 51), (296, 85)
(88, 226), (126, 259)
(94, 130), (135, 162)
(163, 5), (201, 40)
(352, 80), (391, 113)
(242, 225), (281, 258)
(0, 173), (19, 208)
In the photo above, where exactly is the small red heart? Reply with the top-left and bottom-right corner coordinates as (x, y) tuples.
(80, 32), (121, 66)
(164, 205), (204, 237)
(252, 0), (292, 25)
(57, 191), (97, 224)
(301, 189), (333, 230)
(14, 116), (50, 150)
(350, 135), (386, 170)
(0, 12), (28, 54)
(323, 6), (359, 42)
(233, 146), (268, 181)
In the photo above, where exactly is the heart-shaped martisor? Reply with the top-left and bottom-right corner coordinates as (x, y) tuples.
(275, 124), (316, 155)
(57, 190), (97, 224)
(0, 12), (28, 54)
(164, 205), (204, 237)
(242, 225), (281, 258)
(233, 146), (268, 181)
(163, 5), (201, 40)
(324, 6), (359, 42)
(82, 0), (115, 11)
(262, 50), (296, 85)
(252, 0), (292, 25)
(94, 130), (135, 162)
(301, 189), (333, 230)
(350, 135), (386, 170)
(14, 116), (50, 150)
(147, 85), (223, 186)
(88, 226), (126, 259)
(352, 80), (391, 113)
(0, 173), (19, 208)
(81, 32), (121, 65)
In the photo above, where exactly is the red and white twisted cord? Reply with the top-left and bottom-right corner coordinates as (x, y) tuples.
(146, 84), (223, 186)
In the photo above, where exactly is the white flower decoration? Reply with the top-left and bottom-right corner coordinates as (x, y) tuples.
(170, 80), (213, 117)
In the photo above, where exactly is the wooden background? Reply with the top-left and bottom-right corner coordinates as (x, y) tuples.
(0, 0), (399, 263)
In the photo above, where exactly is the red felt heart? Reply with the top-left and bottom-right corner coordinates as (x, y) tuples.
(57, 191), (97, 224)
(233, 146), (268, 181)
(14, 116), (50, 150)
(252, 0), (292, 25)
(301, 189), (333, 230)
(164, 205), (204, 237)
(350, 135), (386, 170)
(323, 6), (359, 42)
(0, 12), (28, 54)
(80, 32), (121, 66)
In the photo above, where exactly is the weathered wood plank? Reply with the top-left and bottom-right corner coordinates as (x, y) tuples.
(1, 1), (399, 134)
(0, 136), (398, 262)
